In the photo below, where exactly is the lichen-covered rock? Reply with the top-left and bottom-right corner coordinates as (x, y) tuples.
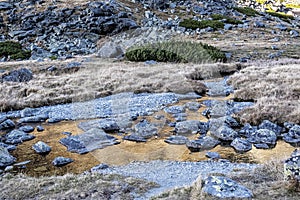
(248, 129), (277, 148)
(5, 130), (35, 144)
(52, 156), (73, 167)
(32, 141), (51, 154)
(284, 149), (300, 182)
(186, 136), (220, 152)
(231, 138), (252, 153)
(164, 135), (188, 145)
(202, 176), (253, 198)
(0, 146), (16, 167)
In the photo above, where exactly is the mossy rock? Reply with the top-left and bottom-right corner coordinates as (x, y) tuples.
(211, 14), (243, 25)
(179, 19), (224, 30)
(233, 7), (259, 17)
(125, 41), (227, 63)
(0, 41), (31, 60)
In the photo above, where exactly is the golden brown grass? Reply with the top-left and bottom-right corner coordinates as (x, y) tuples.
(0, 58), (240, 112)
(0, 172), (158, 200)
(228, 63), (300, 125)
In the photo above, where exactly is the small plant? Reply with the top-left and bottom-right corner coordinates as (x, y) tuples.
(211, 14), (243, 25)
(179, 19), (224, 30)
(49, 55), (58, 60)
(0, 41), (31, 60)
(125, 41), (227, 63)
(267, 11), (295, 21)
(233, 7), (259, 17)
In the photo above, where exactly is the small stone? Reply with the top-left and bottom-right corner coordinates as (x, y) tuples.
(36, 125), (44, 132)
(32, 141), (51, 154)
(19, 125), (35, 133)
(52, 157), (73, 167)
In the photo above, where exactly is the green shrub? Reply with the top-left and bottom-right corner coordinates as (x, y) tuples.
(233, 7), (259, 16)
(179, 19), (224, 30)
(211, 14), (243, 25)
(267, 11), (295, 20)
(0, 41), (31, 60)
(125, 41), (227, 63)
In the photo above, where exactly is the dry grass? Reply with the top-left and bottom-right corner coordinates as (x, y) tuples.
(0, 58), (240, 112)
(228, 63), (300, 125)
(0, 172), (158, 200)
(152, 159), (300, 199)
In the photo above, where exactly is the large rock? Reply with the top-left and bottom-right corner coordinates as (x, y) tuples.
(2, 68), (33, 82)
(164, 135), (188, 145)
(52, 156), (73, 167)
(60, 128), (119, 154)
(5, 130), (35, 144)
(18, 114), (49, 123)
(19, 125), (34, 133)
(284, 149), (300, 182)
(97, 41), (124, 58)
(133, 119), (158, 139)
(202, 176), (253, 198)
(175, 120), (208, 135)
(258, 120), (283, 136)
(211, 125), (238, 141)
(0, 146), (16, 167)
(283, 125), (300, 146)
(231, 138), (252, 153)
(239, 123), (257, 137)
(186, 136), (220, 152)
(0, 118), (15, 130)
(32, 141), (51, 154)
(248, 129), (277, 148)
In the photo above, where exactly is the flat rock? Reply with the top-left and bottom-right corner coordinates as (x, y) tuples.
(205, 152), (221, 159)
(123, 135), (147, 142)
(18, 114), (49, 123)
(19, 125), (35, 133)
(32, 141), (51, 154)
(231, 138), (252, 153)
(134, 119), (158, 139)
(52, 156), (73, 167)
(60, 128), (119, 154)
(175, 120), (208, 135)
(78, 118), (120, 132)
(186, 136), (220, 152)
(5, 130), (35, 144)
(0, 146), (16, 167)
(248, 129), (277, 147)
(164, 135), (188, 145)
(202, 176), (253, 198)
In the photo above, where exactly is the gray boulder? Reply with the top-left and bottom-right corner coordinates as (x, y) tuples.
(284, 149), (300, 182)
(19, 125), (35, 133)
(32, 141), (51, 154)
(258, 120), (283, 136)
(52, 157), (73, 167)
(202, 176), (253, 198)
(231, 138), (252, 153)
(205, 152), (221, 159)
(211, 125), (238, 141)
(134, 119), (158, 139)
(184, 102), (201, 111)
(248, 129), (277, 148)
(60, 128), (119, 154)
(164, 135), (188, 145)
(0, 119), (15, 130)
(239, 123), (257, 137)
(283, 125), (300, 146)
(97, 41), (124, 58)
(175, 120), (208, 135)
(2, 68), (33, 82)
(186, 136), (220, 152)
(5, 130), (35, 144)
(0, 146), (16, 167)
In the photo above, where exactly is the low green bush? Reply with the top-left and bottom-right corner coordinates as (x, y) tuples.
(233, 7), (259, 16)
(0, 41), (31, 60)
(125, 41), (227, 63)
(179, 19), (224, 30)
(211, 14), (243, 25)
(267, 11), (295, 20)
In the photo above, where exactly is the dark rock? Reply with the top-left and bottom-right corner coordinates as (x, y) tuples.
(284, 149), (300, 182)
(211, 125), (238, 141)
(186, 136), (220, 152)
(2, 68), (33, 82)
(284, 122), (297, 130)
(78, 118), (120, 132)
(0, 119), (15, 130)
(164, 135), (188, 145)
(18, 114), (49, 123)
(283, 125), (300, 146)
(5, 130), (35, 144)
(202, 176), (253, 198)
(32, 141), (51, 154)
(52, 156), (73, 167)
(134, 119), (158, 139)
(248, 129), (277, 147)
(184, 102), (201, 111)
(47, 118), (62, 123)
(239, 123), (257, 137)
(205, 152), (221, 159)
(231, 138), (252, 153)
(0, 146), (16, 167)
(175, 120), (208, 135)
(60, 128), (119, 154)
(36, 125), (44, 132)
(91, 163), (109, 172)
(0, 2), (13, 10)
(19, 125), (34, 133)
(62, 131), (72, 136)
(123, 135), (147, 142)
(258, 120), (283, 136)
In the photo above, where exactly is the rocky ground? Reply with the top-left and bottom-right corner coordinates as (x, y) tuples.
(0, 0), (300, 199)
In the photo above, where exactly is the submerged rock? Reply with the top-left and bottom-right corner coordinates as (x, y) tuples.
(60, 128), (119, 154)
(202, 176), (253, 198)
(5, 130), (35, 144)
(0, 146), (16, 167)
(32, 141), (51, 154)
(52, 156), (73, 167)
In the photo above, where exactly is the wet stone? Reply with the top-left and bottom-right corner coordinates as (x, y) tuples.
(202, 176), (253, 198)
(52, 156), (73, 167)
(32, 141), (51, 154)
(164, 135), (188, 145)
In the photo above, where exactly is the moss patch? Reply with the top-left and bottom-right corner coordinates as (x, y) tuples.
(179, 19), (224, 30)
(211, 14), (243, 25)
(267, 11), (295, 21)
(233, 7), (259, 17)
(0, 41), (31, 60)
